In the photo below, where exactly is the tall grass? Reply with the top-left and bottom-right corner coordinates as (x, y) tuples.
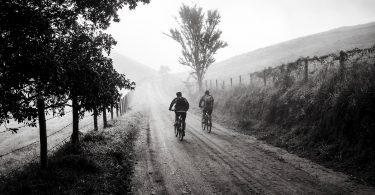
(210, 60), (375, 184)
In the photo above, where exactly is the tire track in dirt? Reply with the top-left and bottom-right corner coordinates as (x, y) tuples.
(185, 118), (340, 195)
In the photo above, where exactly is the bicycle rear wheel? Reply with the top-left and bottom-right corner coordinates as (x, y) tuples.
(207, 122), (212, 133)
(174, 123), (178, 137)
(179, 128), (184, 141)
(203, 116), (208, 131)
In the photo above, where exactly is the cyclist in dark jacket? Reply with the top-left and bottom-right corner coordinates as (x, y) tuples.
(169, 92), (189, 131)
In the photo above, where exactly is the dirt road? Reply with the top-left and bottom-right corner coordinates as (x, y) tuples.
(132, 81), (375, 195)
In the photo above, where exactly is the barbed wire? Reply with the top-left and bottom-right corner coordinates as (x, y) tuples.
(2, 134), (71, 176)
(0, 95), (130, 175)
(187, 46), (375, 90)
(0, 110), (73, 134)
(46, 110), (72, 121)
(46, 123), (73, 138)
(0, 140), (40, 158)
(48, 135), (71, 152)
(0, 113), (93, 158)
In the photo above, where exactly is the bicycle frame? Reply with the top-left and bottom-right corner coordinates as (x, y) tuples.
(202, 110), (212, 133)
(171, 109), (185, 141)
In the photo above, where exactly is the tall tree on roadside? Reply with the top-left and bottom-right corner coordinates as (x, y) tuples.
(83, 56), (135, 131)
(0, 1), (76, 169)
(165, 4), (227, 91)
(0, 0), (149, 169)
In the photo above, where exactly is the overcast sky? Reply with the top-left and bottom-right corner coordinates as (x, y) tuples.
(107, 0), (375, 73)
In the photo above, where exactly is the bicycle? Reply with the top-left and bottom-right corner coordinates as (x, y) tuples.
(171, 110), (185, 141)
(202, 111), (212, 133)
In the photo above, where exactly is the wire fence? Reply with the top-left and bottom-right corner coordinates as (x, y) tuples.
(186, 45), (375, 92)
(0, 110), (73, 135)
(0, 92), (132, 174)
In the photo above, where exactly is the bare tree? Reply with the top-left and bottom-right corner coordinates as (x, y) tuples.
(165, 4), (227, 91)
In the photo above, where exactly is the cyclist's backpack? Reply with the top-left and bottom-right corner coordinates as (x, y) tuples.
(203, 95), (214, 109)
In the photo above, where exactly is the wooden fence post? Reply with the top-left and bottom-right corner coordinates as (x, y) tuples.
(304, 58), (308, 82)
(205, 80), (208, 90)
(210, 80), (212, 89)
(263, 69), (267, 86)
(339, 51), (347, 76)
(222, 80), (225, 89)
(239, 75), (242, 85)
(230, 78), (233, 87)
(216, 79), (218, 89)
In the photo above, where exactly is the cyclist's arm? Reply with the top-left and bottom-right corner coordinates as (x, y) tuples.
(169, 98), (176, 110)
(186, 99), (190, 111)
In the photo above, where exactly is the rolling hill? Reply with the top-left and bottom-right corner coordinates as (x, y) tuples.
(205, 21), (375, 79)
(110, 52), (157, 83)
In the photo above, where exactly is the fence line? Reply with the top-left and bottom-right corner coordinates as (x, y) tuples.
(0, 110), (73, 135)
(3, 134), (72, 176)
(0, 109), (95, 158)
(0, 140), (40, 158)
(0, 92), (132, 168)
(185, 45), (375, 92)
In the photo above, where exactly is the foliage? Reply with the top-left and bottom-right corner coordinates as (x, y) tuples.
(0, 0), (147, 126)
(166, 4), (227, 90)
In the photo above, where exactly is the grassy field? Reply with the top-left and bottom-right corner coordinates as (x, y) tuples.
(0, 110), (144, 194)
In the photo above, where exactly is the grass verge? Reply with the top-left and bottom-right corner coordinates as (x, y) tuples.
(0, 111), (144, 195)
(190, 60), (375, 185)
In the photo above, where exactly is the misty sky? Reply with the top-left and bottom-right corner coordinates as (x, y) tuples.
(107, 0), (375, 73)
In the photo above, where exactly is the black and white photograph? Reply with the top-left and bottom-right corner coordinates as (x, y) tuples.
(1, 0), (375, 194)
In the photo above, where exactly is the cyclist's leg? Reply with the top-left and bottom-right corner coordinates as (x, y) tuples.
(202, 109), (207, 122)
(181, 112), (187, 134)
(208, 108), (213, 124)
(174, 111), (178, 126)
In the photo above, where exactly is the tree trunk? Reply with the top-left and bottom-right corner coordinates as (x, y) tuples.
(37, 96), (47, 170)
(116, 104), (119, 117)
(110, 105), (114, 120)
(93, 108), (98, 131)
(123, 98), (126, 114)
(71, 94), (79, 146)
(119, 100), (122, 115)
(103, 107), (108, 128)
(197, 74), (203, 91)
